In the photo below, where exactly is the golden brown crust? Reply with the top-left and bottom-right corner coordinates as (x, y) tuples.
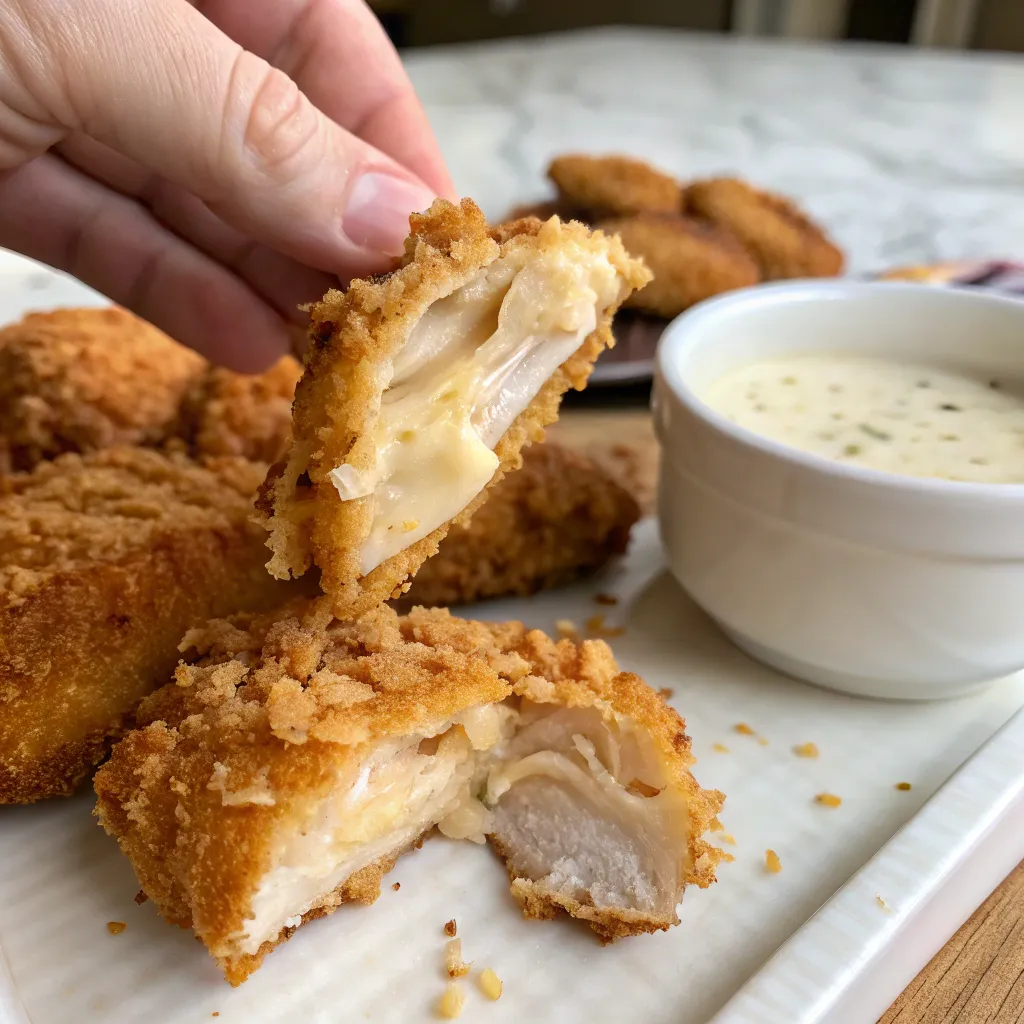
(258, 198), (650, 618)
(181, 356), (302, 464)
(404, 442), (639, 606)
(0, 307), (204, 472)
(686, 178), (845, 280)
(0, 447), (298, 804)
(549, 154), (683, 218)
(600, 214), (761, 318)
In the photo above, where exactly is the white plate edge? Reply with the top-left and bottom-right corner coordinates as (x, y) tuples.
(709, 704), (1024, 1024)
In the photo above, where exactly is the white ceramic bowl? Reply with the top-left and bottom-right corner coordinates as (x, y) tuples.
(652, 280), (1024, 700)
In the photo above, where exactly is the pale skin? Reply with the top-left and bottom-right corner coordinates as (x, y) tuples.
(0, 0), (456, 370)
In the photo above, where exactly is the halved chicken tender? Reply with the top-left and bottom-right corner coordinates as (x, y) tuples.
(95, 601), (721, 985)
(258, 199), (650, 617)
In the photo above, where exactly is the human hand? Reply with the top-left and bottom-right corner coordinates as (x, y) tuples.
(0, 0), (455, 370)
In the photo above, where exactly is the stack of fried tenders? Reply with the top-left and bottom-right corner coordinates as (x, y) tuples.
(0, 198), (725, 986)
(524, 153), (845, 318)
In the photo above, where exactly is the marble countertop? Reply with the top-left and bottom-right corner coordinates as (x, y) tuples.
(404, 27), (1024, 275)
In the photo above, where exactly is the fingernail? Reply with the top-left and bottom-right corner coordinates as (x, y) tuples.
(343, 173), (437, 256)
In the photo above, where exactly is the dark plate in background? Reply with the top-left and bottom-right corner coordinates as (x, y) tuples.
(590, 311), (668, 386)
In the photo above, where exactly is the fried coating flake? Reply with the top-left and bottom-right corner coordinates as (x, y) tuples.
(181, 356), (302, 464)
(405, 442), (639, 607)
(549, 154), (683, 218)
(600, 214), (761, 318)
(0, 447), (297, 804)
(258, 198), (650, 618)
(96, 601), (721, 984)
(0, 307), (204, 472)
(686, 178), (844, 280)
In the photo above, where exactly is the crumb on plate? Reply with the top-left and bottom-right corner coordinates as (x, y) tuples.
(392, 883), (401, 891)
(721, 833), (736, 845)
(734, 723), (755, 736)
(876, 895), (892, 913)
(719, 851), (736, 863)
(712, 742), (730, 754)
(793, 742), (819, 758)
(595, 593), (618, 606)
(896, 782), (912, 791)
(445, 938), (470, 978)
(106, 921), (127, 935)
(438, 982), (466, 1019)
(765, 849), (782, 873)
(815, 793), (842, 808)
(479, 967), (503, 1001)
(444, 919), (457, 937)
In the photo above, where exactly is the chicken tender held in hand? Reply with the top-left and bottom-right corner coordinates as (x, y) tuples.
(686, 178), (844, 280)
(182, 356), (302, 464)
(258, 198), (650, 618)
(600, 214), (761, 318)
(549, 154), (683, 218)
(405, 442), (639, 606)
(0, 307), (204, 472)
(95, 600), (722, 984)
(0, 448), (298, 804)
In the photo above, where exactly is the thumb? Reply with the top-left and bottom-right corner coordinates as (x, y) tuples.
(8, 0), (439, 276)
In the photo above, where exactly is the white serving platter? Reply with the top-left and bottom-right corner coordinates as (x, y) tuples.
(0, 261), (1022, 1022)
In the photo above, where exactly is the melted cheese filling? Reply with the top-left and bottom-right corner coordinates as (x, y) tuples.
(327, 245), (623, 575)
(236, 706), (514, 955)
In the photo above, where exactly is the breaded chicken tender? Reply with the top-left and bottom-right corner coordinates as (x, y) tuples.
(549, 154), (683, 218)
(405, 442), (639, 606)
(0, 448), (298, 804)
(258, 199), (650, 617)
(95, 600), (722, 984)
(600, 214), (761, 318)
(0, 307), (204, 472)
(686, 178), (844, 280)
(181, 356), (302, 464)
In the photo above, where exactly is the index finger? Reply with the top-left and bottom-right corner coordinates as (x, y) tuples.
(194, 0), (456, 200)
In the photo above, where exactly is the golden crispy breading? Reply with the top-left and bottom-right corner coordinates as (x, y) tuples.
(181, 356), (302, 464)
(258, 198), (650, 618)
(548, 154), (683, 218)
(96, 601), (722, 984)
(0, 307), (204, 472)
(686, 178), (845, 280)
(404, 442), (639, 606)
(600, 214), (761, 318)
(0, 447), (299, 804)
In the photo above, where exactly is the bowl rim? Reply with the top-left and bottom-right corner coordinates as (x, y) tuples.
(653, 278), (1024, 505)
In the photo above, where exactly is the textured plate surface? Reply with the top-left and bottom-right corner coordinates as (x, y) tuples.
(1, 520), (1023, 1023)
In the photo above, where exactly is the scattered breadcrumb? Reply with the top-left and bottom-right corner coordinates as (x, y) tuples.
(134, 891), (148, 905)
(595, 593), (619, 606)
(757, 736), (769, 746)
(445, 938), (470, 978)
(657, 688), (674, 699)
(392, 883), (401, 892)
(555, 619), (579, 639)
(721, 834), (736, 845)
(437, 982), (466, 1019)
(719, 851), (736, 863)
(896, 782), (912, 791)
(734, 723), (755, 736)
(712, 743), (730, 754)
(106, 922), (127, 935)
(765, 850), (782, 873)
(479, 968), (503, 1001)
(815, 793), (842, 808)
(709, 817), (725, 832)
(793, 742), (820, 758)
(444, 919), (457, 938)
(876, 895), (892, 913)
(585, 614), (625, 638)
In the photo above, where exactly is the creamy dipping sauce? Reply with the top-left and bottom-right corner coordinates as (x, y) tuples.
(704, 354), (1024, 483)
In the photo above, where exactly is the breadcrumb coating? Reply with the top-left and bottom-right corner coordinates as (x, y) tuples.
(181, 356), (302, 464)
(0, 307), (204, 472)
(404, 442), (639, 606)
(96, 602), (721, 983)
(686, 178), (844, 280)
(0, 447), (298, 804)
(258, 199), (650, 618)
(601, 214), (761, 318)
(549, 155), (683, 218)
